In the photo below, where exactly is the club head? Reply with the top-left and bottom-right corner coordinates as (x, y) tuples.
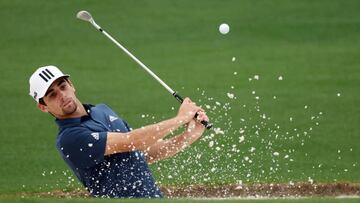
(76, 10), (93, 22)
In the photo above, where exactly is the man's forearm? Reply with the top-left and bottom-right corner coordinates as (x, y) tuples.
(145, 129), (203, 163)
(105, 116), (187, 155)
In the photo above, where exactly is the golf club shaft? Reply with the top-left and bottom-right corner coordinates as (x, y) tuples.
(90, 21), (212, 129)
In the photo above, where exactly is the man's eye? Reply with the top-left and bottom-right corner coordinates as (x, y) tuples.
(60, 85), (66, 90)
(49, 93), (56, 98)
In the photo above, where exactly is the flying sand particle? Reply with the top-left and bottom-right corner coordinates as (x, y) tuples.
(239, 136), (245, 143)
(227, 93), (235, 99)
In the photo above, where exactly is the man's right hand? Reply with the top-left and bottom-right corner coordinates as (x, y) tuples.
(177, 98), (204, 123)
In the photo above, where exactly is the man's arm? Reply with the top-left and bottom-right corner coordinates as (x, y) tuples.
(104, 98), (203, 155)
(144, 112), (208, 164)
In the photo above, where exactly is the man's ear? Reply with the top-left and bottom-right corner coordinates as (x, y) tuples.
(37, 102), (49, 113)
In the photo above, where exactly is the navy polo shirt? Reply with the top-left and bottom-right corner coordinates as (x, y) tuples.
(55, 104), (163, 198)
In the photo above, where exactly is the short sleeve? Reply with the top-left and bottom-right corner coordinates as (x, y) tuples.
(58, 127), (108, 169)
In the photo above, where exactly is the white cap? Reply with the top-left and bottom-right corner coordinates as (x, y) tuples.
(29, 65), (69, 102)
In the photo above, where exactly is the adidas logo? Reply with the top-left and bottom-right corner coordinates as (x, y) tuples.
(91, 132), (99, 140)
(109, 115), (118, 122)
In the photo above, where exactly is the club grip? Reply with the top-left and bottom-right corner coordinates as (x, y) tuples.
(172, 92), (213, 129)
(195, 112), (213, 130)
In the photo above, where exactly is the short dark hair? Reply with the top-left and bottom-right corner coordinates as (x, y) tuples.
(39, 98), (46, 105)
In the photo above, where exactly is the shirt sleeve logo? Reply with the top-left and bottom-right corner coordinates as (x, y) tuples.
(109, 115), (118, 122)
(91, 132), (99, 140)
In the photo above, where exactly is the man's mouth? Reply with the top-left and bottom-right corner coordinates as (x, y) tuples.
(62, 99), (72, 108)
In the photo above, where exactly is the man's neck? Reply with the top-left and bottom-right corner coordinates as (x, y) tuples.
(56, 100), (88, 120)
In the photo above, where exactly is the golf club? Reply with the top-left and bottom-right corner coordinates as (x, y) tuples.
(76, 10), (212, 129)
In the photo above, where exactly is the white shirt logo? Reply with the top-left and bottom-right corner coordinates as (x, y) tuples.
(91, 132), (99, 140)
(109, 115), (118, 122)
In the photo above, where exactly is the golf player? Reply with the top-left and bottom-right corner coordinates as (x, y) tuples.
(29, 65), (208, 198)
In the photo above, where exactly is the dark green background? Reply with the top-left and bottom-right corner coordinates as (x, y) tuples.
(0, 0), (359, 199)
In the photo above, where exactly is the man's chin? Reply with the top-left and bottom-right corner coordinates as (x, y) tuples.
(62, 102), (77, 115)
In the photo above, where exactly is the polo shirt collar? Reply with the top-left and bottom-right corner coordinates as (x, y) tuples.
(55, 104), (94, 128)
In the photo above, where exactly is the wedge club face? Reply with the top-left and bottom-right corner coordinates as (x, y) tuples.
(76, 10), (93, 22)
(76, 10), (101, 30)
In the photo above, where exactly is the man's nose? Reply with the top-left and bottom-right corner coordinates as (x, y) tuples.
(58, 90), (66, 101)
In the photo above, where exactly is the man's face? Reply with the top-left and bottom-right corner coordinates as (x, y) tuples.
(38, 77), (78, 118)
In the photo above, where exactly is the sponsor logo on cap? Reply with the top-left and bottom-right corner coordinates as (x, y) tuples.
(33, 92), (38, 100)
(38, 68), (55, 82)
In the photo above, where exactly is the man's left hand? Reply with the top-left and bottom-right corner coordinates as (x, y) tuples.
(186, 111), (209, 134)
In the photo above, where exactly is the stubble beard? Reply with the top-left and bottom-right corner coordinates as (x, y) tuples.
(62, 99), (78, 115)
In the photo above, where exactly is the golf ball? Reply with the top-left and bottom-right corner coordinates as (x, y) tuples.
(219, 23), (230, 34)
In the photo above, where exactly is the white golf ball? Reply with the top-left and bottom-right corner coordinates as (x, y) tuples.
(219, 23), (230, 34)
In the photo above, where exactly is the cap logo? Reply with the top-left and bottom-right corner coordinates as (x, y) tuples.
(38, 68), (55, 82)
(33, 91), (38, 100)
